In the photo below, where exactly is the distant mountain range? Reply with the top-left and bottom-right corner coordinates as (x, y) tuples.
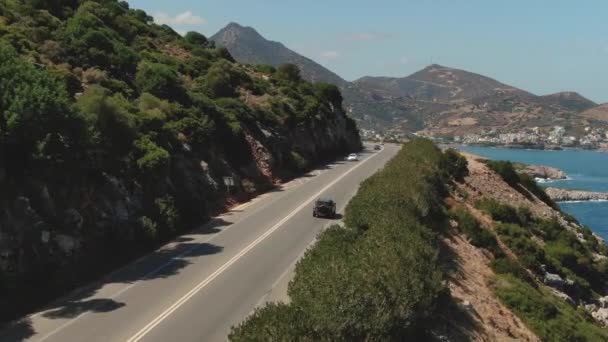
(211, 23), (607, 136)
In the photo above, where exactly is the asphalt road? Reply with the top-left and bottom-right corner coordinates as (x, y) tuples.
(1, 143), (399, 342)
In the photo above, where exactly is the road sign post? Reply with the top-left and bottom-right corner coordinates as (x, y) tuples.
(223, 176), (235, 193)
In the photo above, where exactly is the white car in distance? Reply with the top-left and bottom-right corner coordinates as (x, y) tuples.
(346, 153), (359, 161)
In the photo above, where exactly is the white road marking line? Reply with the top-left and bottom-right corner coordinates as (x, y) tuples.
(251, 181), (364, 311)
(126, 150), (383, 342)
(30, 147), (383, 342)
(30, 158), (336, 335)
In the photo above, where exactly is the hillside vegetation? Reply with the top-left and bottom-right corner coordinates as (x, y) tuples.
(451, 153), (608, 340)
(0, 0), (360, 322)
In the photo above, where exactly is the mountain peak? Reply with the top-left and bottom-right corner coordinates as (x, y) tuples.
(214, 22), (264, 42)
(210, 24), (347, 86)
(541, 91), (597, 111)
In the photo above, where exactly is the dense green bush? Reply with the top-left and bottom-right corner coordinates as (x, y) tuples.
(198, 59), (253, 99)
(495, 223), (547, 274)
(288, 151), (309, 172)
(183, 31), (208, 47)
(491, 257), (533, 283)
(230, 139), (447, 340)
(484, 160), (520, 185)
(134, 135), (170, 175)
(476, 198), (521, 224)
(441, 148), (469, 182)
(76, 85), (137, 160)
(450, 208), (502, 256)
(274, 63), (301, 83)
(135, 61), (186, 102)
(495, 274), (608, 341)
(0, 43), (81, 168)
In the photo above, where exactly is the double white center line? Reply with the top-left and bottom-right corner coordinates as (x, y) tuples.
(126, 150), (382, 342)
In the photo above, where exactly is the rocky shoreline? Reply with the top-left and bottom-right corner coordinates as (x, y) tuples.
(545, 187), (608, 202)
(520, 165), (568, 180)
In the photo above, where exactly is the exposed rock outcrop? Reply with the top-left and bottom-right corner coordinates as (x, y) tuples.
(521, 165), (567, 180)
(545, 187), (608, 202)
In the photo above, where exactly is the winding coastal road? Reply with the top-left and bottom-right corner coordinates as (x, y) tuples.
(1, 144), (399, 342)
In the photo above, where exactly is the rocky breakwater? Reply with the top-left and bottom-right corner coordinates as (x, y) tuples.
(545, 187), (608, 202)
(521, 165), (567, 180)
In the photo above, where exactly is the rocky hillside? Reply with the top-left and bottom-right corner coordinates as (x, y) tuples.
(0, 0), (360, 322)
(540, 92), (597, 112)
(581, 103), (608, 123)
(446, 154), (608, 340)
(354, 64), (532, 103)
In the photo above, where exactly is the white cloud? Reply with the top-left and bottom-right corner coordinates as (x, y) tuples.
(340, 32), (394, 42)
(154, 11), (207, 26)
(399, 57), (409, 65)
(320, 51), (340, 59)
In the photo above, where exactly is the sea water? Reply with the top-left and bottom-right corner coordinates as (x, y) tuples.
(458, 146), (608, 240)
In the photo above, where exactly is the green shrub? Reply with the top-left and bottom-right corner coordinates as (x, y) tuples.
(229, 303), (310, 341)
(495, 223), (546, 274)
(0, 43), (81, 162)
(154, 195), (179, 236)
(138, 216), (158, 240)
(200, 59), (250, 98)
(450, 208), (502, 256)
(274, 63), (301, 83)
(183, 31), (208, 47)
(495, 274), (608, 341)
(288, 151), (308, 171)
(134, 135), (170, 174)
(135, 61), (186, 102)
(441, 148), (469, 182)
(519, 173), (559, 209)
(484, 160), (520, 185)
(76, 85), (137, 158)
(491, 257), (533, 283)
(476, 198), (520, 224)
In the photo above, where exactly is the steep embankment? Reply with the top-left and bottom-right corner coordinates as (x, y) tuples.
(448, 153), (608, 340)
(0, 1), (360, 322)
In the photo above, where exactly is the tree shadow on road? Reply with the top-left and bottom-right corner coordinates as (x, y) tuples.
(0, 237), (225, 342)
(0, 318), (34, 342)
(42, 298), (126, 319)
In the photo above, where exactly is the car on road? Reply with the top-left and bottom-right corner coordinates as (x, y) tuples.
(346, 153), (359, 161)
(374, 145), (381, 150)
(313, 198), (336, 218)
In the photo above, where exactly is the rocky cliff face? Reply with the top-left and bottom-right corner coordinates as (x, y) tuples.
(0, 103), (360, 321)
(545, 187), (608, 202)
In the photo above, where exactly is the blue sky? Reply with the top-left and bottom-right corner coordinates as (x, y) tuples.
(127, 0), (608, 103)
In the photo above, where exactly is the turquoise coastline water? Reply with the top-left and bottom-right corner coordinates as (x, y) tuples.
(459, 146), (608, 240)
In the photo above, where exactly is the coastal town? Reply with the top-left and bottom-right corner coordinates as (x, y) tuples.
(360, 126), (608, 150)
(454, 126), (608, 149)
